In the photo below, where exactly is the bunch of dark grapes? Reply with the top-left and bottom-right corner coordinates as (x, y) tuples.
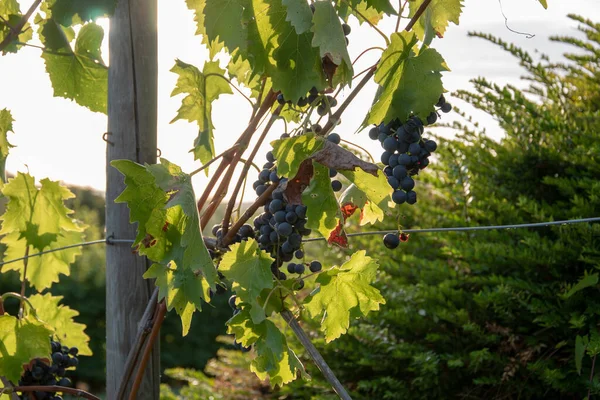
(17, 340), (79, 400)
(369, 95), (452, 207)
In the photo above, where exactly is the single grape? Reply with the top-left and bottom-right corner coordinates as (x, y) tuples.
(287, 263), (297, 274)
(269, 171), (280, 183)
(388, 154), (399, 168)
(309, 260), (322, 272)
(328, 133), (341, 144)
(406, 190), (417, 204)
(269, 199), (283, 213)
(369, 127), (379, 140)
(400, 176), (415, 191)
(295, 279), (305, 290)
(58, 377), (71, 387)
(331, 180), (343, 192)
(436, 94), (446, 107)
(266, 151), (275, 162)
(317, 104), (327, 116)
(441, 102), (452, 113)
(255, 184), (267, 196)
(295, 249), (304, 259)
(294, 263), (306, 274)
(277, 222), (293, 236)
(381, 151), (392, 165)
(408, 142), (421, 155)
(387, 176), (400, 190)
(424, 139), (437, 152)
(329, 168), (337, 177)
(426, 111), (438, 125)
(382, 136), (398, 152)
(277, 93), (286, 105)
(295, 205), (307, 219)
(297, 97), (308, 107)
(392, 190), (407, 204)
(383, 233), (400, 249)
(342, 23), (351, 35)
(398, 154), (412, 166)
(393, 165), (408, 180)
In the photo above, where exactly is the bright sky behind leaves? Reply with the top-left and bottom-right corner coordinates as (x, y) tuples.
(1, 0), (599, 195)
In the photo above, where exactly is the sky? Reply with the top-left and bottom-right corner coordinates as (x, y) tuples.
(1, 0), (599, 198)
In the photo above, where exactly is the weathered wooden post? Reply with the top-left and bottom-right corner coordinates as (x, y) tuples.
(106, 0), (159, 398)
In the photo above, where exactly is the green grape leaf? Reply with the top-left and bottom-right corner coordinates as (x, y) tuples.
(407, 0), (463, 40)
(170, 60), (232, 171)
(2, 229), (84, 290)
(304, 250), (385, 342)
(187, 0), (326, 101)
(339, 184), (385, 226)
(219, 239), (274, 324)
(227, 56), (264, 99)
(0, 174), (85, 290)
(28, 293), (92, 356)
(311, 1), (353, 84)
(45, 0), (117, 25)
(112, 158), (217, 334)
(271, 134), (324, 179)
(39, 20), (108, 114)
(282, 0), (313, 34)
(0, 109), (15, 183)
(0, 7), (33, 54)
(336, 0), (396, 25)
(340, 168), (392, 215)
(365, 31), (449, 125)
(227, 310), (305, 386)
(302, 162), (341, 241)
(0, 315), (52, 383)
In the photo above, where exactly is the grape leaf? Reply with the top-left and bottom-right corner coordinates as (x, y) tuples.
(365, 31), (449, 124)
(562, 273), (599, 299)
(0, 109), (15, 183)
(170, 60), (232, 171)
(227, 310), (305, 386)
(576, 335), (588, 375)
(282, 0), (313, 34)
(219, 239), (274, 324)
(339, 184), (385, 225)
(304, 250), (385, 342)
(302, 162), (342, 241)
(0, 173), (85, 290)
(113, 159), (217, 334)
(537, 0), (548, 9)
(0, 315), (52, 383)
(336, 0), (396, 25)
(271, 134), (324, 179)
(0, 0), (33, 54)
(312, 1), (353, 85)
(45, 0), (117, 25)
(186, 0), (326, 101)
(39, 20), (108, 114)
(339, 168), (392, 215)
(407, 0), (463, 40)
(27, 293), (92, 356)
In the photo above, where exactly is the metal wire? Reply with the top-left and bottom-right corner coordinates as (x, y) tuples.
(1, 217), (599, 265)
(0, 238), (135, 267)
(302, 217), (600, 243)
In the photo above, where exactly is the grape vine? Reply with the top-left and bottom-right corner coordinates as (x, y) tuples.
(0, 0), (550, 398)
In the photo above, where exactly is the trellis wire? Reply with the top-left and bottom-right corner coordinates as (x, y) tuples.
(0, 217), (598, 266)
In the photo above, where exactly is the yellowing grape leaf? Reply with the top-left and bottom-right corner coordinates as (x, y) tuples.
(0, 0), (33, 54)
(28, 293), (92, 356)
(302, 162), (342, 241)
(339, 184), (385, 226)
(408, 0), (463, 40)
(0, 315), (52, 383)
(227, 310), (306, 386)
(113, 158), (217, 335)
(365, 31), (449, 124)
(0, 173), (85, 290)
(304, 250), (385, 342)
(340, 168), (392, 216)
(39, 20), (108, 114)
(0, 109), (15, 183)
(219, 239), (274, 324)
(271, 134), (324, 178)
(170, 60), (232, 171)
(336, 0), (396, 25)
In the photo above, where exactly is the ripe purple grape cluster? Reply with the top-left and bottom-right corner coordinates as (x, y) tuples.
(17, 339), (78, 400)
(369, 96), (451, 207)
(252, 148), (312, 282)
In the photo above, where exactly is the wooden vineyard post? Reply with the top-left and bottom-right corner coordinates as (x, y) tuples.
(105, 0), (159, 398)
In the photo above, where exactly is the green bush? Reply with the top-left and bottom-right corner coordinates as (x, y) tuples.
(282, 14), (600, 400)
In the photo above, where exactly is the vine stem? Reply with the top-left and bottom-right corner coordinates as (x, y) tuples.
(116, 287), (159, 400)
(189, 144), (242, 178)
(18, 247), (29, 318)
(1, 292), (35, 314)
(404, 0), (432, 32)
(12, 385), (101, 400)
(221, 105), (283, 241)
(199, 91), (277, 228)
(280, 310), (352, 400)
(224, 182), (279, 243)
(0, 0), (41, 52)
(128, 301), (167, 400)
(351, 47), (384, 66)
(0, 378), (18, 400)
(321, 66), (376, 136)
